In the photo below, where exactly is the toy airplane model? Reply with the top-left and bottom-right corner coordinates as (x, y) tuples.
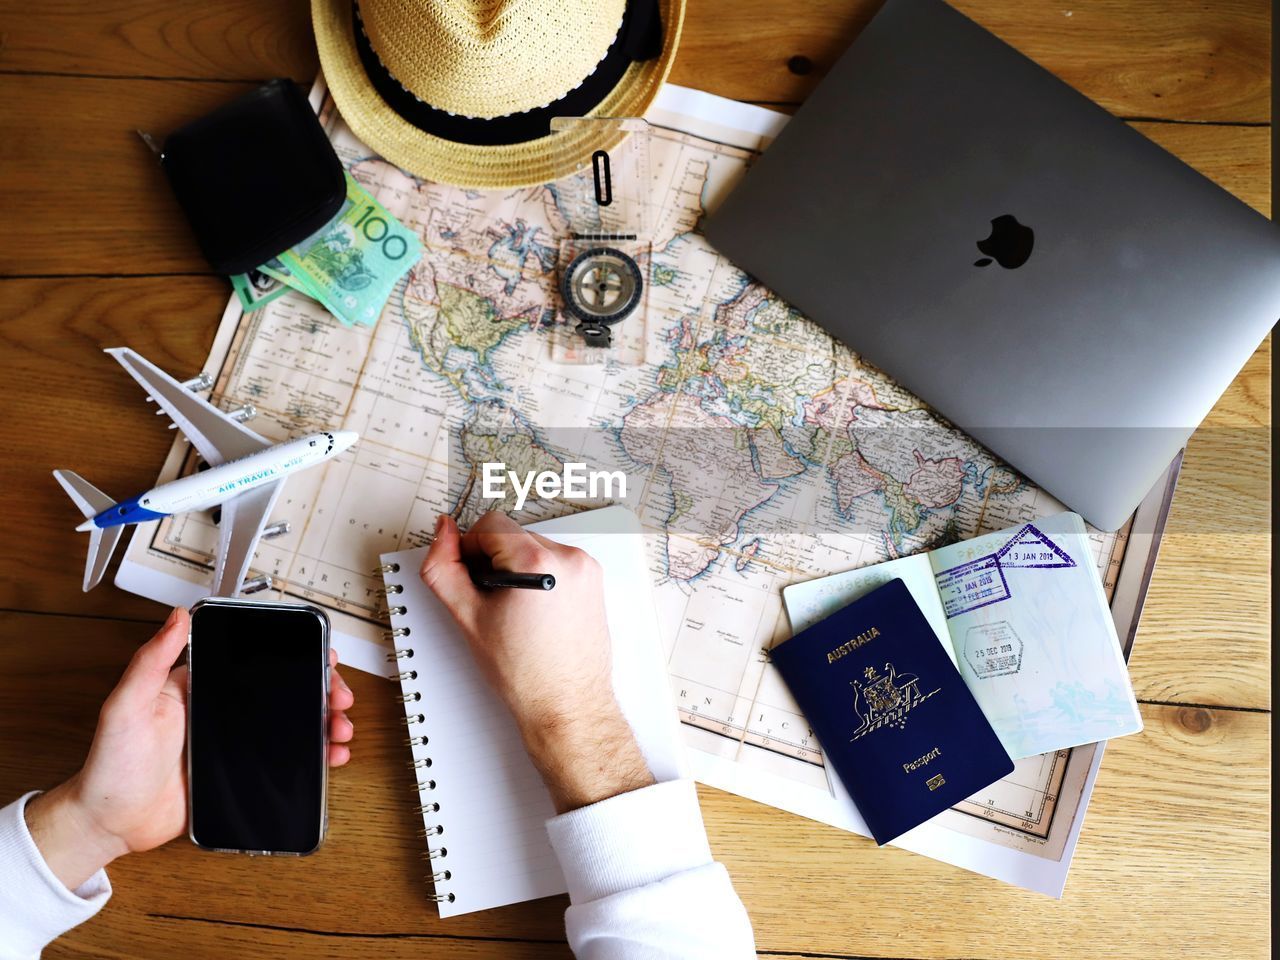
(54, 347), (357, 595)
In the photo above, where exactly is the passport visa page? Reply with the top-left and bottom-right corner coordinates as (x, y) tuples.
(771, 579), (1014, 845)
(788, 512), (1142, 762)
(783, 510), (1145, 893)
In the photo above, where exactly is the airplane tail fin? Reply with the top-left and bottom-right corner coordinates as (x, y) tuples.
(53, 470), (124, 591)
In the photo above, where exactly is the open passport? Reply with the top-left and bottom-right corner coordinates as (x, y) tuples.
(783, 512), (1143, 762)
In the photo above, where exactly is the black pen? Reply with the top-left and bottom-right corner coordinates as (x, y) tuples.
(470, 569), (556, 591)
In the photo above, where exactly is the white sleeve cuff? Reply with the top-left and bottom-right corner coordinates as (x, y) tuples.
(0, 792), (112, 958)
(545, 779), (713, 904)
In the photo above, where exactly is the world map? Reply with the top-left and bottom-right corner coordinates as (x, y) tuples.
(133, 84), (1129, 807)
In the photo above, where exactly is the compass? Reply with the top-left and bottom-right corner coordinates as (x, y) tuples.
(560, 246), (643, 346)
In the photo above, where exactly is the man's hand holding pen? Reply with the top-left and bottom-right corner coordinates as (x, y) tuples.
(421, 512), (654, 812)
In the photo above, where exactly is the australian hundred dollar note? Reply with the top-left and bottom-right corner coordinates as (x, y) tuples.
(230, 267), (289, 312)
(276, 171), (422, 326)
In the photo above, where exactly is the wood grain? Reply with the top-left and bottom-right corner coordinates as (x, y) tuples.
(1127, 335), (1271, 710)
(0, 613), (1266, 960)
(0, 276), (226, 623)
(706, 702), (1270, 959)
(0, 0), (1268, 122)
(0, 0), (1269, 957)
(0, 75), (1270, 276)
(48, 922), (571, 960)
(0, 77), (258, 277)
(0, 0), (318, 83)
(680, 0), (1272, 121)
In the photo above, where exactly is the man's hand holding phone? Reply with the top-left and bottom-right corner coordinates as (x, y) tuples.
(28, 509), (645, 886)
(24, 606), (356, 889)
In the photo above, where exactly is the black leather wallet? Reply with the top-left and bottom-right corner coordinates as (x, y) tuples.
(161, 79), (346, 275)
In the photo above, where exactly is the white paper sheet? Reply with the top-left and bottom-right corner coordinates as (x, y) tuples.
(382, 506), (687, 917)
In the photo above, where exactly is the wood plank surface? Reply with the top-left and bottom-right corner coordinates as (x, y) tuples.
(1132, 342), (1272, 709)
(0, 0), (1268, 122)
(0, 613), (1266, 960)
(0, 0), (1269, 958)
(0, 75), (1270, 275)
(0, 77), (258, 277)
(708, 702), (1270, 960)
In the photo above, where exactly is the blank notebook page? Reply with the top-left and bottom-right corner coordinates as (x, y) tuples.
(380, 506), (686, 918)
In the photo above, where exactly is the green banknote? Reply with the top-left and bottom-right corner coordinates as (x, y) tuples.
(257, 257), (325, 302)
(276, 172), (422, 326)
(230, 268), (289, 312)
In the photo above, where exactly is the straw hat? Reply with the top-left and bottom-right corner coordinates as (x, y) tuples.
(312, 0), (685, 189)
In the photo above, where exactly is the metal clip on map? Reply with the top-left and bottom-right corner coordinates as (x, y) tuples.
(547, 117), (653, 365)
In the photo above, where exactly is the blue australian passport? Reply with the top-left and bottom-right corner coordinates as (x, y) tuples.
(771, 578), (1014, 845)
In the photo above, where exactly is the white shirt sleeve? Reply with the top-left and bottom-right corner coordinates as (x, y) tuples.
(546, 779), (756, 960)
(0, 793), (112, 960)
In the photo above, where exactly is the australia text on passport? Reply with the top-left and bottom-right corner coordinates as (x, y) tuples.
(826, 626), (881, 664)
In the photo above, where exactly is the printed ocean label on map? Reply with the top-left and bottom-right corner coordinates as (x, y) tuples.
(963, 621), (1023, 678)
(935, 554), (1010, 617)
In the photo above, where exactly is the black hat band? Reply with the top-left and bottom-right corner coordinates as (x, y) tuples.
(352, 0), (663, 148)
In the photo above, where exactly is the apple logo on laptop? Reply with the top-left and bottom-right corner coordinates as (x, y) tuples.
(973, 214), (1034, 268)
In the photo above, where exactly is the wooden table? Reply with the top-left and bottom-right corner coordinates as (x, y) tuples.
(0, 2), (1269, 957)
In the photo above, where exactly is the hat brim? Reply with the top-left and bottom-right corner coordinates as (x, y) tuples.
(312, 0), (685, 189)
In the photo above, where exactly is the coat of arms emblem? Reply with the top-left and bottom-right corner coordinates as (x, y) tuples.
(850, 663), (939, 741)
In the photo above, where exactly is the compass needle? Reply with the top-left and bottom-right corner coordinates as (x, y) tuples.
(561, 246), (643, 346)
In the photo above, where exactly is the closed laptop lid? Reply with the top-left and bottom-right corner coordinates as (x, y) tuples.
(704, 0), (1280, 530)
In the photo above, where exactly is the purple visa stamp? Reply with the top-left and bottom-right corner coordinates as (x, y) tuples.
(935, 554), (1011, 618)
(995, 523), (1076, 569)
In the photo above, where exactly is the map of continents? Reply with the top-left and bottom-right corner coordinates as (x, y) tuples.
(350, 133), (1020, 577)
(338, 114), (1045, 774)
(208, 103), (1083, 785)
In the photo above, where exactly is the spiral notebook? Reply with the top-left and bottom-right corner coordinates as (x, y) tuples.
(378, 506), (687, 917)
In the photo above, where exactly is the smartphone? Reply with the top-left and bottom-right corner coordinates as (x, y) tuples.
(187, 597), (330, 855)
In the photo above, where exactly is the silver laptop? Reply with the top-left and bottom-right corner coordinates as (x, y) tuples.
(704, 0), (1279, 531)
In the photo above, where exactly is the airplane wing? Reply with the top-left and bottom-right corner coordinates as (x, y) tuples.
(106, 347), (271, 467)
(211, 479), (285, 597)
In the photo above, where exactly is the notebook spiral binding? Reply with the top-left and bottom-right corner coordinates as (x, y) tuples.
(381, 566), (456, 907)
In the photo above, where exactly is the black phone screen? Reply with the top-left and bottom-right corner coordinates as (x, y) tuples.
(189, 601), (328, 854)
